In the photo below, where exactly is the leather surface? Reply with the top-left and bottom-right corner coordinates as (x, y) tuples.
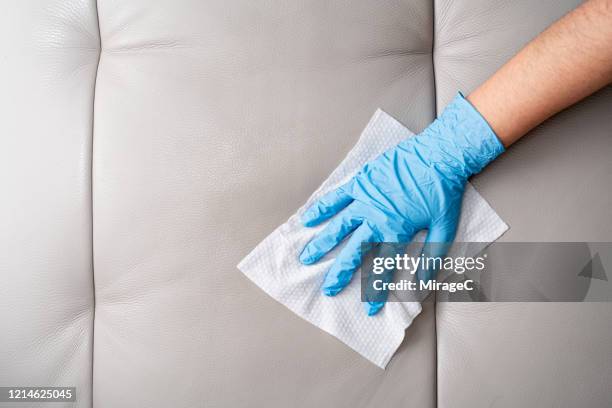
(437, 303), (612, 408)
(3, 1), (611, 407)
(92, 1), (436, 407)
(434, 1), (612, 407)
(0, 1), (99, 407)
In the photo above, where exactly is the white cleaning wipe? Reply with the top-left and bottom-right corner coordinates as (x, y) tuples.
(238, 109), (508, 368)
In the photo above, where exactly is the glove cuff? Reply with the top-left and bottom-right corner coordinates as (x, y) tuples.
(433, 92), (505, 178)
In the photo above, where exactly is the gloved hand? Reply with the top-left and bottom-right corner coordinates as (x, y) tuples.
(299, 93), (505, 315)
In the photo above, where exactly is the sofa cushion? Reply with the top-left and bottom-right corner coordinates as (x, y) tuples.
(0, 1), (99, 406)
(92, 0), (437, 407)
(433, 0), (612, 406)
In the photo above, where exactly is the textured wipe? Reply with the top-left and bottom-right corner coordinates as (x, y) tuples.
(238, 109), (509, 369)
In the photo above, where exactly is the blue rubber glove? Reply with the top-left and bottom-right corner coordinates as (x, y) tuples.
(299, 93), (504, 315)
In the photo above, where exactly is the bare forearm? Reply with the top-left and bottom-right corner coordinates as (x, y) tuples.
(468, 0), (612, 147)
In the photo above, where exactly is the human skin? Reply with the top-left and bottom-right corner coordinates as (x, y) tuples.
(468, 0), (612, 147)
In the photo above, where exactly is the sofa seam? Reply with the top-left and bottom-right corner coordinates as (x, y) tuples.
(90, 0), (102, 406)
(431, 0), (439, 406)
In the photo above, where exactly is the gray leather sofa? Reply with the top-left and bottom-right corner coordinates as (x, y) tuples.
(1, 0), (611, 407)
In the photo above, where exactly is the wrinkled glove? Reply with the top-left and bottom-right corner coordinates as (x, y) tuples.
(299, 93), (504, 315)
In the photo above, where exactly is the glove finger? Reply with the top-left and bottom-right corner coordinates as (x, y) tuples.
(416, 217), (457, 283)
(363, 243), (407, 316)
(299, 207), (361, 265)
(301, 181), (353, 227)
(322, 224), (375, 296)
